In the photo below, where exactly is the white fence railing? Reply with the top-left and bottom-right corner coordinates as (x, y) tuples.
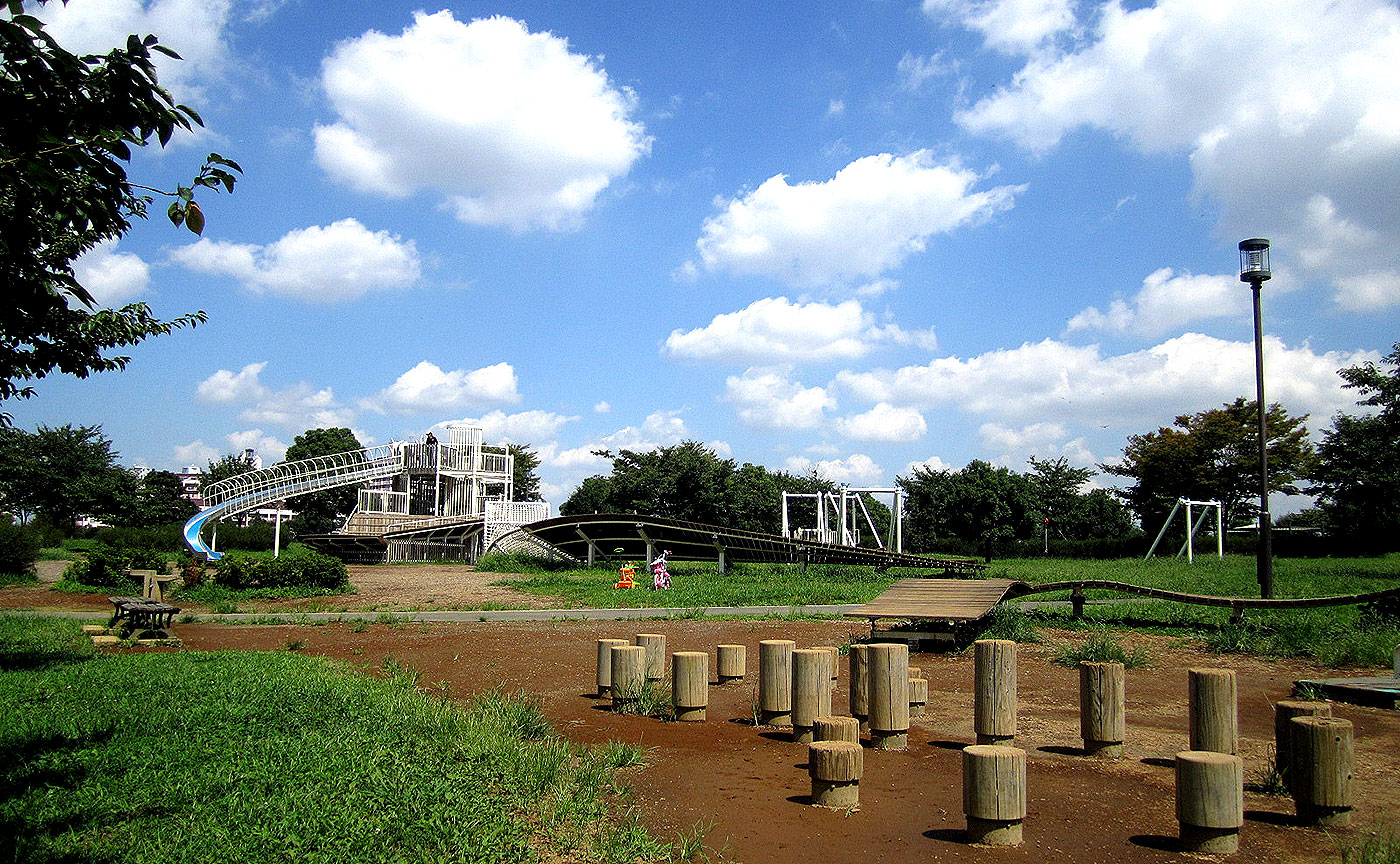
(203, 445), (402, 510)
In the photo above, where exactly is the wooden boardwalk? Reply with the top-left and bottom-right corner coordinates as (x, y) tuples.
(846, 578), (1019, 624)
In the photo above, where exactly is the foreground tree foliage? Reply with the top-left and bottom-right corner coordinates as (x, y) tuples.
(507, 443), (543, 502)
(1101, 399), (1313, 535)
(1311, 344), (1400, 551)
(0, 1), (239, 417)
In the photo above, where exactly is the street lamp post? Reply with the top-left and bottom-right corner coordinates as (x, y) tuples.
(1239, 238), (1273, 599)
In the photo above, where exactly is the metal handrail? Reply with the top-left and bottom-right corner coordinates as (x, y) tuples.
(203, 445), (402, 507)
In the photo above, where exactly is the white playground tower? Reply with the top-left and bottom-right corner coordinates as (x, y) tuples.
(780, 485), (904, 553)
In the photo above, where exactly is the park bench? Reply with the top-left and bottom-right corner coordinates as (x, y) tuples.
(107, 596), (180, 638)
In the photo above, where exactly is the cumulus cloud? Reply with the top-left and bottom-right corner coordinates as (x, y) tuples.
(905, 455), (957, 475)
(1066, 268), (1250, 337)
(226, 429), (287, 463)
(196, 362), (269, 403)
(1332, 271), (1400, 311)
(723, 368), (836, 430)
(897, 52), (949, 93)
(978, 421), (1095, 468)
(665, 297), (936, 364)
(923, 0), (1076, 54)
(439, 409), (576, 443)
(314, 12), (650, 232)
(690, 151), (1020, 289)
(172, 440), (219, 468)
(38, 0), (233, 97)
(951, 0), (1400, 300)
(194, 363), (353, 430)
(784, 453), (884, 485)
(835, 403), (928, 442)
(72, 240), (150, 307)
(599, 410), (690, 451)
(171, 218), (420, 302)
(363, 361), (521, 414)
(834, 333), (1378, 432)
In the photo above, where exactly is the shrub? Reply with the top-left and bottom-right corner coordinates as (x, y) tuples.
(57, 543), (166, 590)
(212, 546), (348, 591)
(0, 517), (40, 577)
(92, 523), (186, 553)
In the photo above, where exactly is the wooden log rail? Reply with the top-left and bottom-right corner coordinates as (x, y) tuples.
(1005, 580), (1400, 618)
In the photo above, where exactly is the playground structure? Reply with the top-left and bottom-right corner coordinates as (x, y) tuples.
(781, 485), (904, 553)
(183, 425), (548, 562)
(1144, 497), (1224, 562)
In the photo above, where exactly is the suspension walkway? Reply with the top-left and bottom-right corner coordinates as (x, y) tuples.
(183, 445), (404, 561)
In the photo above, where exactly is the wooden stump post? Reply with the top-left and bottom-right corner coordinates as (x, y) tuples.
(759, 639), (796, 726)
(1175, 750), (1243, 854)
(974, 639), (1017, 746)
(1274, 700), (1331, 784)
(1289, 716), (1354, 827)
(596, 638), (629, 696)
(1079, 661), (1125, 758)
(822, 646), (840, 681)
(908, 665), (922, 682)
(962, 745), (1027, 846)
(672, 652), (709, 722)
(849, 644), (872, 733)
(610, 645), (648, 710)
(909, 677), (928, 718)
(814, 715), (860, 744)
(868, 642), (910, 750)
(1188, 668), (1238, 754)
(635, 633), (667, 682)
(717, 644), (747, 683)
(792, 648), (833, 743)
(809, 741), (862, 809)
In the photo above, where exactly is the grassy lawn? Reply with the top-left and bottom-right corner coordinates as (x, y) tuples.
(0, 616), (670, 864)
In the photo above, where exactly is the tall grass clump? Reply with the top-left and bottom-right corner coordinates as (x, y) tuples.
(0, 616), (671, 864)
(1339, 823), (1400, 864)
(980, 604), (1041, 643)
(1202, 608), (1400, 668)
(1053, 627), (1151, 668)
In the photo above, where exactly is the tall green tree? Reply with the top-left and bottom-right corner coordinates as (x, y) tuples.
(118, 469), (196, 528)
(1101, 398), (1313, 534)
(200, 452), (256, 496)
(282, 427), (363, 534)
(507, 444), (542, 502)
(1, 1), (239, 418)
(1310, 344), (1400, 550)
(1024, 456), (1134, 541)
(898, 460), (1035, 558)
(0, 423), (130, 531)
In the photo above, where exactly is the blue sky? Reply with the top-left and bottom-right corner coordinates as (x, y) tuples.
(14, 0), (1400, 512)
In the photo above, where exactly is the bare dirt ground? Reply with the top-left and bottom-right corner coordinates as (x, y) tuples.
(5, 566), (1399, 863)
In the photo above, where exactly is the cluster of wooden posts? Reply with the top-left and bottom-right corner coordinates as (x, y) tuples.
(594, 635), (1357, 852)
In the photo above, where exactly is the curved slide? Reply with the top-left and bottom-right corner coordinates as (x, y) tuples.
(183, 445), (403, 561)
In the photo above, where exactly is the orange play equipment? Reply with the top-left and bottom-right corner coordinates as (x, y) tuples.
(615, 563), (637, 589)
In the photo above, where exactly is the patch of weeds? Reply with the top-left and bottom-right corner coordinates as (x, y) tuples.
(378, 655), (421, 689)
(1053, 627), (1151, 669)
(1293, 681), (1328, 701)
(599, 740), (652, 770)
(374, 611), (406, 629)
(981, 604), (1041, 644)
(208, 599), (242, 615)
(1202, 618), (1258, 655)
(672, 607), (706, 620)
(1246, 747), (1290, 796)
(610, 680), (674, 720)
(672, 819), (715, 861)
(348, 619), (368, 633)
(281, 638), (306, 652)
(471, 687), (551, 740)
(1340, 822), (1400, 864)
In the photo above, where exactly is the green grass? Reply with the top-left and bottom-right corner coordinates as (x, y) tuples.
(0, 615), (672, 864)
(0, 569), (39, 588)
(1051, 627), (1151, 668)
(1340, 823), (1400, 864)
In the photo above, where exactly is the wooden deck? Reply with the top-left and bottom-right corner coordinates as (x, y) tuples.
(846, 578), (1020, 623)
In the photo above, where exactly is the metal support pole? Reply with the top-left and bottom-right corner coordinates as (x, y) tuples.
(1216, 504), (1224, 559)
(1250, 282), (1274, 598)
(273, 503), (283, 558)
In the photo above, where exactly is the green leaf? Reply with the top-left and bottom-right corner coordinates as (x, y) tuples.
(167, 201), (183, 226)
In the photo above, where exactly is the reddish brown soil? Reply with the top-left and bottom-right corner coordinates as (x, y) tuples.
(6, 571), (1398, 863)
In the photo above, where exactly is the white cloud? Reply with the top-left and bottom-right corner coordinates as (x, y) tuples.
(953, 0), (1400, 297)
(897, 51), (949, 93)
(594, 401), (612, 414)
(723, 368), (836, 430)
(363, 361), (521, 414)
(827, 99), (846, 117)
(784, 453), (884, 485)
(1066, 268), (1249, 337)
(922, 0), (1076, 55)
(834, 333), (1378, 432)
(440, 409), (576, 444)
(72, 240), (150, 307)
(1332, 271), (1400, 311)
(226, 429), (287, 463)
(600, 410), (689, 451)
(172, 218), (420, 302)
(172, 440), (219, 468)
(978, 421), (1095, 468)
(665, 297), (936, 364)
(314, 12), (650, 232)
(196, 363), (269, 403)
(690, 151), (1020, 289)
(835, 403), (928, 442)
(239, 383), (354, 430)
(38, 0), (233, 97)
(905, 455), (957, 476)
